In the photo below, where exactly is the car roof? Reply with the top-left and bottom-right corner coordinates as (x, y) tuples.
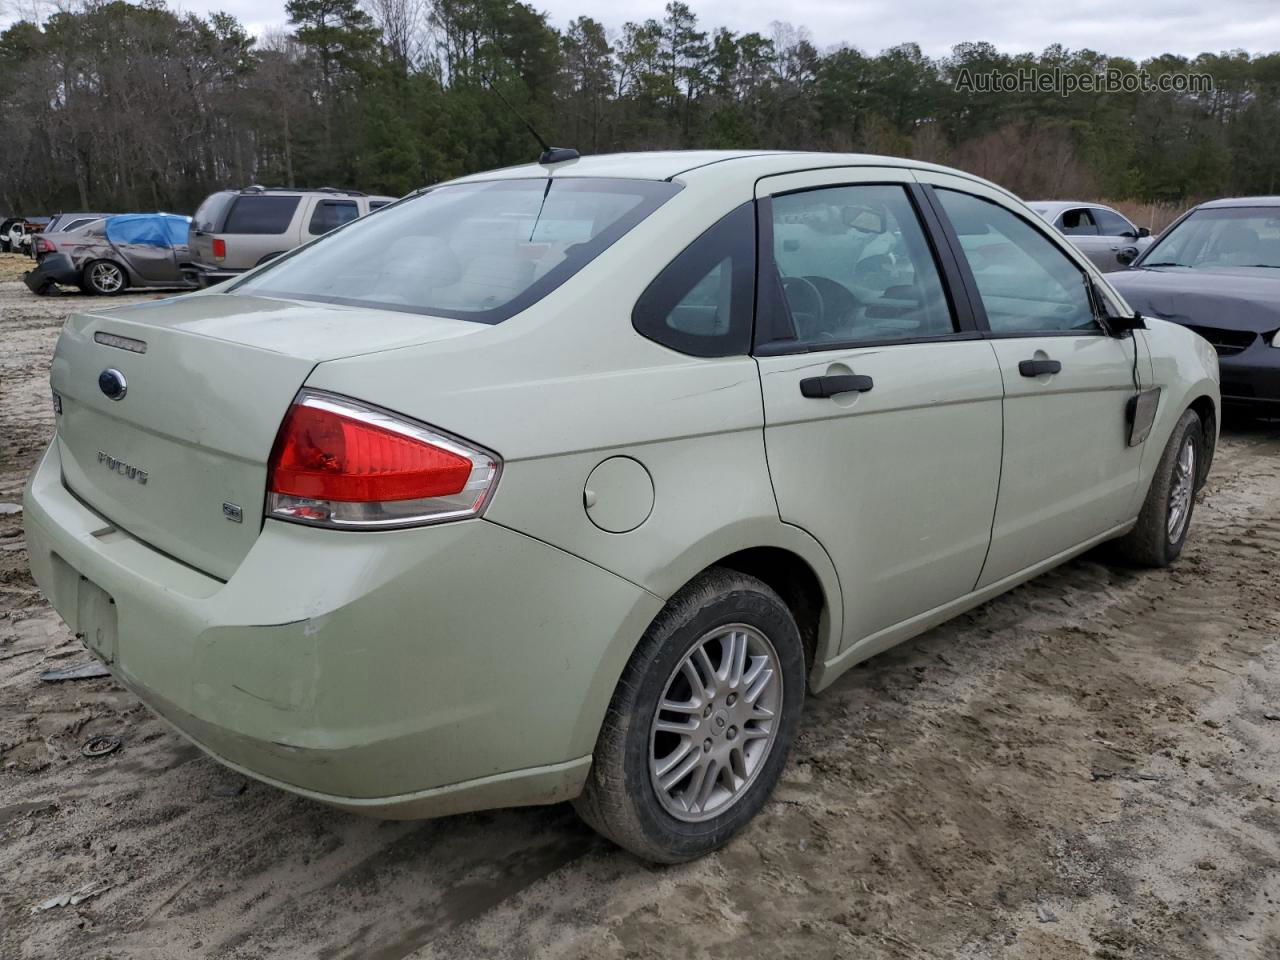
(444, 150), (1014, 199)
(1028, 200), (1111, 213)
(1195, 196), (1280, 209)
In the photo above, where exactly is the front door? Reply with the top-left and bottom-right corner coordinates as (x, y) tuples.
(922, 177), (1147, 587)
(752, 171), (1005, 656)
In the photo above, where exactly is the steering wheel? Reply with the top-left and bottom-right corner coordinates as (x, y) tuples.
(781, 275), (824, 338)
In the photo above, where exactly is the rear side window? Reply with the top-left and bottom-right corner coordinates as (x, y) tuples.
(368, 199), (391, 211)
(235, 178), (680, 323)
(1059, 208), (1098, 236)
(193, 192), (235, 233)
(309, 199), (358, 235)
(632, 202), (755, 357)
(223, 196), (300, 235)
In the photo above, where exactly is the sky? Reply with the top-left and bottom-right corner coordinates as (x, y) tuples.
(4, 0), (1280, 60)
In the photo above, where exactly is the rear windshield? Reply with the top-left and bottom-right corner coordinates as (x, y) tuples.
(222, 195), (300, 235)
(193, 192), (235, 233)
(233, 178), (680, 323)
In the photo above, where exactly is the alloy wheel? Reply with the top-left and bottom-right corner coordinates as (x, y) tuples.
(90, 262), (124, 293)
(648, 623), (782, 822)
(1167, 435), (1196, 543)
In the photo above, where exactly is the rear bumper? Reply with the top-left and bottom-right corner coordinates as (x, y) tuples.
(24, 441), (661, 817)
(23, 253), (79, 293)
(180, 261), (243, 288)
(1219, 340), (1280, 405)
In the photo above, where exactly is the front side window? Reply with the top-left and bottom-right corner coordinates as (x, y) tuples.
(223, 195), (301, 235)
(632, 202), (754, 357)
(1059, 208), (1098, 236)
(1139, 206), (1280, 269)
(1092, 208), (1135, 237)
(936, 189), (1099, 334)
(309, 199), (358, 235)
(236, 178), (680, 323)
(764, 184), (955, 348)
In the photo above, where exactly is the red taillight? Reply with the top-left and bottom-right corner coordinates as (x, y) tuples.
(212, 238), (226, 261)
(266, 391), (499, 529)
(35, 236), (53, 253)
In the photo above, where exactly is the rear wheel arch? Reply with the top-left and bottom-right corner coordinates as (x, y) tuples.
(711, 547), (828, 675)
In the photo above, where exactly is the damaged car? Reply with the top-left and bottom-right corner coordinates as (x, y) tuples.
(25, 213), (198, 296)
(1109, 196), (1280, 410)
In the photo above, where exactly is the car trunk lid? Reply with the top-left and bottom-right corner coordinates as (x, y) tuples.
(50, 293), (482, 580)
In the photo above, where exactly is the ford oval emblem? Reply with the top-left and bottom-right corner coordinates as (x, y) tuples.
(98, 368), (127, 401)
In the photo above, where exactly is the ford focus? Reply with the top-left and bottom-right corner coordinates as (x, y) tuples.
(25, 151), (1220, 862)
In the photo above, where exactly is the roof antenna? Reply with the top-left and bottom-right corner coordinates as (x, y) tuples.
(480, 74), (579, 166)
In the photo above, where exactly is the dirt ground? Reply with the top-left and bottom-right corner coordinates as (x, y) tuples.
(1, 252), (1278, 960)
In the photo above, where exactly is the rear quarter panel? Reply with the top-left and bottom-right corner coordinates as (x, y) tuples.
(303, 182), (845, 687)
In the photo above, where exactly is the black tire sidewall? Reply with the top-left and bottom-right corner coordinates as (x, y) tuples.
(619, 582), (805, 859)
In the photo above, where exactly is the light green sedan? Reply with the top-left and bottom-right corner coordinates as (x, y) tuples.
(24, 152), (1220, 862)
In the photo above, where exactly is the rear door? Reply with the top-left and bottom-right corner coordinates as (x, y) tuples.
(918, 174), (1145, 587)
(189, 191), (234, 266)
(753, 169), (1005, 657)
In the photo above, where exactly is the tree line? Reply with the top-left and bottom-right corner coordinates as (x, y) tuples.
(1, 0), (1278, 216)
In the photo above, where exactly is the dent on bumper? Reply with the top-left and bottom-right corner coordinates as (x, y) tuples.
(24, 441), (662, 815)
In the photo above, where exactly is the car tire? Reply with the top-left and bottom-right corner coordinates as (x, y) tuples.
(574, 567), (806, 863)
(82, 259), (128, 296)
(1114, 408), (1203, 567)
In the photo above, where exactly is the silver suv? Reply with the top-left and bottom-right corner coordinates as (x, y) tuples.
(184, 186), (395, 286)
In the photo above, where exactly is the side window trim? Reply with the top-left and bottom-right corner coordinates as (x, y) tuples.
(920, 184), (1107, 339)
(751, 180), (975, 356)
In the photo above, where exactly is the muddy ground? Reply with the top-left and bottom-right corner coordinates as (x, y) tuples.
(1, 252), (1278, 959)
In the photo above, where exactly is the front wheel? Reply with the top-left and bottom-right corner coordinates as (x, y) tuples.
(1114, 408), (1203, 567)
(574, 568), (806, 863)
(82, 259), (128, 296)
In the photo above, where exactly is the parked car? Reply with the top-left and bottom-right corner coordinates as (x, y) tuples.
(1, 216), (28, 252)
(23, 213), (198, 295)
(183, 186), (395, 286)
(1109, 196), (1280, 410)
(23, 212), (111, 257)
(25, 151), (1219, 863)
(1030, 201), (1154, 272)
(15, 215), (51, 252)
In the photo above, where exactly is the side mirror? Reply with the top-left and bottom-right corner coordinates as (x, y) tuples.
(1138, 227), (1151, 238)
(1116, 246), (1139, 267)
(1105, 311), (1147, 337)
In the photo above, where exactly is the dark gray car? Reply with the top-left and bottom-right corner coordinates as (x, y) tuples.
(1109, 196), (1280, 409)
(24, 213), (198, 295)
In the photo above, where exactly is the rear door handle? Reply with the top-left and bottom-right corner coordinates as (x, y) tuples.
(1018, 359), (1062, 377)
(799, 374), (874, 398)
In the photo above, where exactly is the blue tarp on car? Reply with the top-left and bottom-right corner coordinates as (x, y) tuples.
(105, 213), (190, 248)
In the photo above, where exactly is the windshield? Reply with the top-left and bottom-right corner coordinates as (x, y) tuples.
(234, 178), (681, 323)
(1140, 206), (1280, 269)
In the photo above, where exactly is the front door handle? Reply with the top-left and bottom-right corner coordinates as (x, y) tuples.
(1018, 358), (1062, 377)
(800, 374), (874, 398)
